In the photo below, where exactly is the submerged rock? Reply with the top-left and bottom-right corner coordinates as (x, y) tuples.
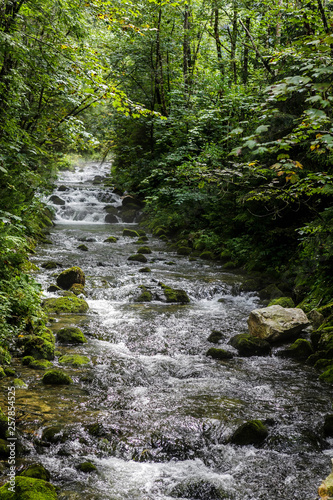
(42, 425), (67, 443)
(56, 266), (85, 290)
(135, 286), (153, 302)
(69, 283), (87, 296)
(247, 305), (310, 343)
(207, 330), (224, 343)
(43, 297), (89, 314)
(77, 244), (88, 251)
(42, 369), (73, 385)
(58, 355), (90, 367)
(229, 333), (271, 357)
(104, 236), (118, 243)
(206, 348), (234, 360)
(159, 283), (190, 304)
(41, 261), (62, 270)
(76, 462), (97, 473)
(57, 327), (87, 344)
(128, 254), (148, 263)
(230, 420), (268, 446)
(0, 476), (57, 500)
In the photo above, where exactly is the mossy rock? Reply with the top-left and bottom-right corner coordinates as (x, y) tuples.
(171, 479), (229, 499)
(159, 283), (190, 304)
(207, 330), (224, 343)
(128, 254), (148, 263)
(0, 367), (6, 379)
(69, 283), (87, 296)
(319, 365), (333, 384)
(22, 356), (35, 366)
(13, 378), (28, 388)
(310, 329), (323, 350)
(206, 348), (234, 360)
(121, 209), (137, 223)
(105, 213), (118, 223)
(42, 425), (67, 443)
(230, 420), (268, 446)
(42, 369), (72, 385)
(307, 309), (325, 329)
(20, 464), (51, 482)
(104, 205), (119, 215)
(137, 246), (152, 254)
(136, 236), (149, 243)
(58, 355), (90, 367)
(4, 368), (15, 377)
(22, 336), (55, 360)
(138, 267), (151, 273)
(0, 409), (8, 439)
(229, 333), (271, 357)
(123, 228), (139, 238)
(314, 359), (333, 371)
(137, 230), (147, 237)
(306, 351), (327, 366)
(104, 236), (118, 243)
(268, 296), (295, 308)
(318, 327), (333, 351)
(135, 286), (153, 302)
(57, 327), (87, 344)
(223, 261), (238, 270)
(41, 261), (61, 270)
(200, 251), (215, 260)
(177, 246), (191, 256)
(77, 244), (88, 251)
(56, 266), (85, 290)
(29, 359), (53, 370)
(0, 476), (58, 500)
(278, 339), (313, 361)
(43, 297), (89, 314)
(76, 462), (97, 473)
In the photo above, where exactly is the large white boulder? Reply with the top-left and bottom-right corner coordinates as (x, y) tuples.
(248, 305), (310, 343)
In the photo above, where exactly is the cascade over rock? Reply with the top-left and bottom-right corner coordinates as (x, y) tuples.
(248, 305), (310, 343)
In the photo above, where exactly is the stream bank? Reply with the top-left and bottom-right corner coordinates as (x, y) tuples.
(0, 161), (332, 500)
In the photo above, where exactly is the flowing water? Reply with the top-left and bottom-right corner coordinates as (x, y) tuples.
(2, 161), (332, 499)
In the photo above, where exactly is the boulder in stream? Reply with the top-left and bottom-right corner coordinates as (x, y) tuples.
(104, 236), (118, 243)
(230, 419), (268, 446)
(137, 246), (152, 254)
(123, 228), (139, 237)
(56, 266), (85, 290)
(171, 479), (230, 499)
(20, 463), (51, 481)
(43, 297), (89, 314)
(206, 348), (234, 360)
(247, 305), (310, 343)
(29, 359), (53, 370)
(128, 254), (148, 263)
(57, 327), (87, 344)
(22, 335), (55, 360)
(42, 369), (73, 385)
(207, 330), (224, 343)
(0, 476), (58, 500)
(76, 462), (97, 473)
(77, 244), (88, 251)
(49, 194), (65, 206)
(278, 338), (314, 361)
(58, 354), (90, 367)
(105, 213), (118, 223)
(159, 283), (190, 304)
(69, 283), (87, 296)
(229, 333), (271, 357)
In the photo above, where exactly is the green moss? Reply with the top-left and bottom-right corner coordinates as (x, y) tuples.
(76, 462), (97, 473)
(315, 359), (333, 371)
(137, 246), (152, 254)
(135, 286), (153, 302)
(41, 261), (59, 270)
(56, 327), (87, 344)
(123, 228), (139, 237)
(268, 296), (295, 308)
(29, 360), (53, 370)
(42, 369), (72, 385)
(22, 336), (55, 360)
(230, 420), (268, 446)
(58, 355), (90, 367)
(0, 409), (8, 439)
(206, 348), (233, 360)
(0, 476), (57, 499)
(0, 346), (11, 365)
(319, 365), (333, 383)
(43, 297), (89, 314)
(0, 367), (6, 379)
(4, 368), (16, 377)
(20, 464), (51, 482)
(22, 356), (35, 366)
(13, 378), (28, 388)
(128, 254), (148, 263)
(229, 333), (271, 357)
(104, 236), (118, 243)
(56, 266), (85, 290)
(159, 283), (190, 304)
(138, 267), (151, 273)
(42, 425), (65, 443)
(223, 261), (238, 269)
(279, 339), (313, 361)
(153, 227), (167, 237)
(69, 283), (87, 296)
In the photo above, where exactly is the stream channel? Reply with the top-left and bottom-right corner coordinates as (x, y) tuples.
(2, 161), (333, 499)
